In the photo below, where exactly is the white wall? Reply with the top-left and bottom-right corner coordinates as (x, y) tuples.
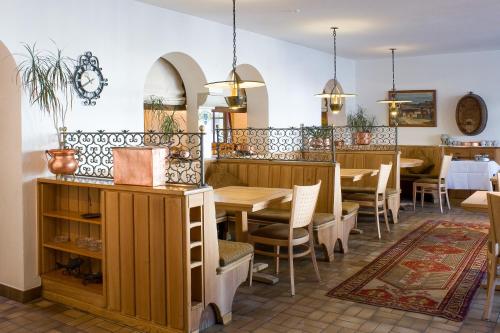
(356, 50), (500, 145)
(0, 0), (355, 290)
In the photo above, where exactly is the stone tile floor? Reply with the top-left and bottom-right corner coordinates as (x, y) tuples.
(1, 206), (500, 332)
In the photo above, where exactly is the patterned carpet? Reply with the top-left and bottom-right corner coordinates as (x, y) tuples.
(326, 220), (488, 321)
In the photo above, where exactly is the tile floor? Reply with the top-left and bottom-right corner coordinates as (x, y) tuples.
(1, 206), (499, 333)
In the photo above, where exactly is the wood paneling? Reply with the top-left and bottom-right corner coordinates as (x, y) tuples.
(208, 160), (335, 213)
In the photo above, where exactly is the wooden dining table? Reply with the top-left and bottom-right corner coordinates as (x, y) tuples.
(461, 190), (491, 213)
(341, 168), (378, 182)
(400, 158), (424, 168)
(214, 186), (293, 242)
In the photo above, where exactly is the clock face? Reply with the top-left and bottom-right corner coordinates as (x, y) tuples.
(72, 52), (108, 106)
(80, 70), (100, 93)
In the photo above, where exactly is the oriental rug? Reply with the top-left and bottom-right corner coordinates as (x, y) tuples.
(326, 220), (488, 321)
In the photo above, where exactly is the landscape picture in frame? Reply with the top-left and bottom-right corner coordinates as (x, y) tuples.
(388, 90), (437, 127)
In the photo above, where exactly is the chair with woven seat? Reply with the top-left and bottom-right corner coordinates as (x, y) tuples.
(342, 186), (400, 223)
(413, 155), (452, 213)
(344, 164), (393, 239)
(482, 192), (500, 320)
(248, 182), (322, 296)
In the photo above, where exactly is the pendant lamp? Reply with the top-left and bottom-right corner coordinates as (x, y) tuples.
(315, 27), (355, 114)
(204, 0), (265, 110)
(377, 48), (411, 117)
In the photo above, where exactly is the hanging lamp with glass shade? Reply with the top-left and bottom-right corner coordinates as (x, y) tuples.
(315, 27), (355, 114)
(377, 48), (411, 117)
(204, 0), (265, 110)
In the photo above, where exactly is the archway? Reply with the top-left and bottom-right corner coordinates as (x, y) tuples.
(0, 41), (25, 290)
(143, 52), (207, 133)
(321, 79), (348, 126)
(232, 64), (269, 128)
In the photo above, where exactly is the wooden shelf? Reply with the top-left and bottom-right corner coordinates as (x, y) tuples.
(43, 210), (101, 225)
(43, 241), (103, 260)
(190, 241), (202, 249)
(190, 261), (202, 269)
(190, 221), (202, 228)
(42, 269), (103, 296)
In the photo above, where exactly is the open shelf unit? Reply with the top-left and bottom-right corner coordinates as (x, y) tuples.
(38, 182), (105, 305)
(188, 204), (204, 319)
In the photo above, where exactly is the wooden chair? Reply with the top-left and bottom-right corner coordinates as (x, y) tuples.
(248, 182), (322, 296)
(344, 164), (393, 239)
(483, 192), (500, 320)
(413, 155), (452, 213)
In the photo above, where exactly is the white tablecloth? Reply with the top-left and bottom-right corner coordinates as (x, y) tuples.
(447, 160), (500, 190)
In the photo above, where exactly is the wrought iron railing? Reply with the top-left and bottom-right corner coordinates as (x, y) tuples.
(63, 130), (205, 186)
(215, 125), (398, 162)
(215, 126), (336, 162)
(332, 126), (398, 151)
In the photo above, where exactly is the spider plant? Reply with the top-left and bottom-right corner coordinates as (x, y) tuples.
(145, 95), (184, 134)
(17, 43), (74, 148)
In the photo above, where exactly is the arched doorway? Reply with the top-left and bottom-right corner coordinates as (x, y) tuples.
(232, 64), (269, 128)
(143, 52), (207, 133)
(0, 41), (25, 290)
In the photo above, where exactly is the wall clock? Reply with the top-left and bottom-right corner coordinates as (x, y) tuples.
(73, 51), (108, 105)
(456, 92), (487, 135)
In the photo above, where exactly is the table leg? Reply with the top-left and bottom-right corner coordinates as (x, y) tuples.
(234, 211), (248, 242)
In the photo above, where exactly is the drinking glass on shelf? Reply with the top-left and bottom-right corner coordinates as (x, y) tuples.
(53, 235), (69, 243)
(76, 237), (93, 248)
(87, 239), (102, 252)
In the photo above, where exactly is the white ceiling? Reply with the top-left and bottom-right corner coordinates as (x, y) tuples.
(138, 0), (500, 59)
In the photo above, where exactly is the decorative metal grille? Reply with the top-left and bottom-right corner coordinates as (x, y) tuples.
(215, 127), (336, 162)
(215, 126), (398, 162)
(332, 126), (398, 151)
(63, 130), (205, 186)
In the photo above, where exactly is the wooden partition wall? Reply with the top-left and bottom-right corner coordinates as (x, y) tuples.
(206, 159), (337, 214)
(38, 177), (223, 333)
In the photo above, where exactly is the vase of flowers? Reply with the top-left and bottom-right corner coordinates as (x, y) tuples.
(17, 43), (78, 175)
(347, 106), (377, 145)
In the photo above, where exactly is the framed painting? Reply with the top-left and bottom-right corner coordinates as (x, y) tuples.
(388, 90), (437, 127)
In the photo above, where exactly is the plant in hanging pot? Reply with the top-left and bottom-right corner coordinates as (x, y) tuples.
(17, 43), (78, 175)
(347, 106), (377, 145)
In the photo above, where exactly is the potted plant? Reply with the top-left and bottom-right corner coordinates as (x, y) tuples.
(17, 43), (78, 175)
(305, 126), (331, 150)
(347, 106), (377, 145)
(145, 95), (188, 157)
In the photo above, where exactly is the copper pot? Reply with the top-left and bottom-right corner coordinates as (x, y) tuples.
(354, 132), (372, 145)
(46, 149), (79, 175)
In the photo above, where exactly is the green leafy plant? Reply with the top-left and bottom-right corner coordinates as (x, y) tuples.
(17, 43), (74, 148)
(347, 106), (377, 133)
(145, 95), (184, 134)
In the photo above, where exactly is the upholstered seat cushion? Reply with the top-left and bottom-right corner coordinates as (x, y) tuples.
(414, 178), (441, 184)
(342, 202), (359, 215)
(248, 208), (290, 222)
(344, 192), (377, 201)
(218, 240), (253, 267)
(251, 224), (309, 240)
(343, 187), (399, 196)
(248, 208), (335, 227)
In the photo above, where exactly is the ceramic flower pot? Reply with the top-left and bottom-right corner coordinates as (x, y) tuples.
(354, 132), (372, 145)
(46, 149), (79, 175)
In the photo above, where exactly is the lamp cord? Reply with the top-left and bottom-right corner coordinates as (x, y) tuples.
(329, 26), (340, 100)
(391, 48), (396, 91)
(232, 0), (237, 79)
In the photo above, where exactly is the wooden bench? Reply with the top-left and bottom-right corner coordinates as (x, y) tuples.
(206, 159), (350, 262)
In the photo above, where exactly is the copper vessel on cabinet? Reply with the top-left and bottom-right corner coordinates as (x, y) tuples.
(46, 149), (79, 175)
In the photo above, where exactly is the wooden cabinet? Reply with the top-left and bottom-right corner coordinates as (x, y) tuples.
(38, 177), (211, 332)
